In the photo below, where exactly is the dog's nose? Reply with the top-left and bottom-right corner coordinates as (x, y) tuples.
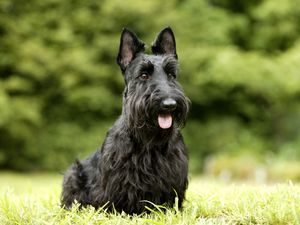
(161, 98), (177, 111)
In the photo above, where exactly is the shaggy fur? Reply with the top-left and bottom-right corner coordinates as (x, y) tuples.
(61, 27), (190, 214)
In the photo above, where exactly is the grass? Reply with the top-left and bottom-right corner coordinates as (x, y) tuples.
(0, 172), (299, 224)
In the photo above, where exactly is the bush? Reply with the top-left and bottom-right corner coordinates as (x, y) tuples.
(1, 0), (300, 171)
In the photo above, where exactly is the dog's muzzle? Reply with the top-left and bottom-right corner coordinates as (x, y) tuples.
(158, 98), (177, 129)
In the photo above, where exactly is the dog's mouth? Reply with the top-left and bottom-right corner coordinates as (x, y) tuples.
(158, 114), (173, 129)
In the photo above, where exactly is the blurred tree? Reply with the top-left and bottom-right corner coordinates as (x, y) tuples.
(0, 0), (300, 171)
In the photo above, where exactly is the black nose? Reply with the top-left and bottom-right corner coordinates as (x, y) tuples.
(161, 98), (177, 111)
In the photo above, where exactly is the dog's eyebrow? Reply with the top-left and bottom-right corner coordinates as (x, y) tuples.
(162, 57), (178, 73)
(138, 60), (154, 73)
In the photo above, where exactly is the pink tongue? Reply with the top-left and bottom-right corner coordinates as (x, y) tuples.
(158, 114), (173, 129)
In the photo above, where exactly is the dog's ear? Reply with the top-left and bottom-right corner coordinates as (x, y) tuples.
(117, 28), (145, 72)
(151, 27), (177, 59)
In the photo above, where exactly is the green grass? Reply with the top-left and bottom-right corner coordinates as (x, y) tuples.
(0, 172), (299, 224)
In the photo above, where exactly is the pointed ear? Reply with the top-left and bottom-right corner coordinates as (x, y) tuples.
(151, 27), (177, 59)
(117, 28), (145, 72)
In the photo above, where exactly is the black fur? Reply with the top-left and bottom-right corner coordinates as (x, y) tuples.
(61, 27), (190, 214)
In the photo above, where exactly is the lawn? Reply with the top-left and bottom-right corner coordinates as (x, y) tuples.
(0, 172), (299, 224)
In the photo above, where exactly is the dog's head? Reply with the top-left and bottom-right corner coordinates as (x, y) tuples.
(117, 27), (190, 132)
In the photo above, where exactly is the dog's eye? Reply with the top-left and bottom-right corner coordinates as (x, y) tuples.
(139, 73), (150, 80)
(168, 73), (176, 79)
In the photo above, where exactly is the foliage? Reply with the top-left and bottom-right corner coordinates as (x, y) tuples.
(1, 0), (300, 171)
(0, 173), (300, 224)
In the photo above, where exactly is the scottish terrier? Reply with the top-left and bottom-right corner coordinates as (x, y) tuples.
(61, 27), (190, 214)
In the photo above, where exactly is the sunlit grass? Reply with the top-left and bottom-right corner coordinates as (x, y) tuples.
(0, 172), (299, 224)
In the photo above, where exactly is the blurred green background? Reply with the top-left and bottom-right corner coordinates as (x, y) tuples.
(1, 0), (300, 180)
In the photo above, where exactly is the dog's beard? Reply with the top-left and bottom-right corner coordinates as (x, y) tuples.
(124, 82), (189, 133)
(125, 98), (189, 131)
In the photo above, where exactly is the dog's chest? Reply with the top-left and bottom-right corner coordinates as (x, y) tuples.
(117, 148), (183, 189)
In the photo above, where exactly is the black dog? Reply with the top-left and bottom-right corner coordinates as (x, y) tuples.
(61, 27), (190, 214)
